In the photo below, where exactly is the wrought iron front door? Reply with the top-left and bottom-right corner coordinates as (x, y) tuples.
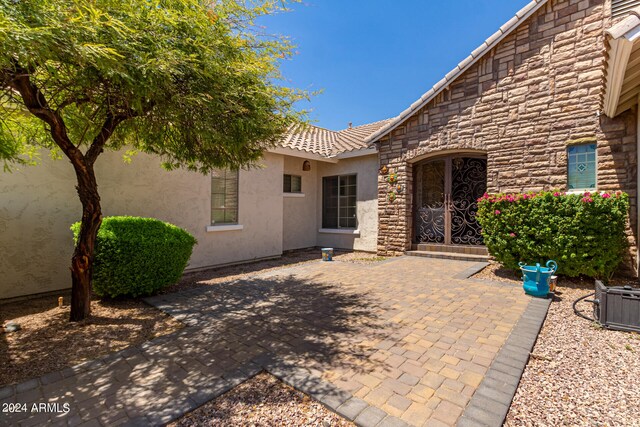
(415, 156), (487, 246)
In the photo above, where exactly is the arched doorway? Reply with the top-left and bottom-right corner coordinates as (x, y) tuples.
(414, 155), (487, 246)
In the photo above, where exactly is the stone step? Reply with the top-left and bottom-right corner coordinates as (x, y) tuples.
(412, 244), (488, 256)
(406, 250), (489, 262)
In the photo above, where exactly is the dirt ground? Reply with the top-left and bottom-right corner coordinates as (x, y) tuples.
(169, 372), (352, 427)
(474, 262), (640, 426)
(0, 295), (182, 386)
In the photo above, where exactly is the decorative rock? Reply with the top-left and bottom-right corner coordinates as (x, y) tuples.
(4, 322), (21, 333)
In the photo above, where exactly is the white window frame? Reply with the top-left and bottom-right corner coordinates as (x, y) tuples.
(210, 168), (239, 226)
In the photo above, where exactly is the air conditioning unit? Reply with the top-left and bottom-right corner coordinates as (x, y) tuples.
(594, 280), (640, 333)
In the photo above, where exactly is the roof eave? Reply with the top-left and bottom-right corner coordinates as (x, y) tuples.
(268, 146), (339, 163)
(330, 147), (379, 160)
(603, 8), (640, 118)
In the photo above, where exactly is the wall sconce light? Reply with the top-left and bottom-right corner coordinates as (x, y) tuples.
(302, 160), (311, 171)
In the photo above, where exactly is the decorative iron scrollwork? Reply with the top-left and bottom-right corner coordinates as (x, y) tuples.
(414, 157), (487, 246)
(450, 158), (487, 245)
(416, 203), (446, 243)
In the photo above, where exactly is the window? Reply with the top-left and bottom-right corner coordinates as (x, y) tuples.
(283, 174), (302, 193)
(567, 144), (596, 190)
(322, 175), (357, 229)
(211, 168), (238, 224)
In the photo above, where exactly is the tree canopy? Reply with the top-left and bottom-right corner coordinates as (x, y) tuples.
(0, 0), (305, 171)
(0, 0), (306, 320)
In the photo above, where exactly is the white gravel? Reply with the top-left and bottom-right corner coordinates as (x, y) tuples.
(505, 285), (640, 426)
(169, 372), (353, 427)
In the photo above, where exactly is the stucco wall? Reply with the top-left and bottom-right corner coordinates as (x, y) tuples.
(0, 150), (284, 299)
(282, 156), (318, 251)
(316, 154), (379, 252)
(376, 0), (638, 271)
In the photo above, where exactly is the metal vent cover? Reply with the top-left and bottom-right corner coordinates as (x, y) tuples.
(613, 0), (640, 18)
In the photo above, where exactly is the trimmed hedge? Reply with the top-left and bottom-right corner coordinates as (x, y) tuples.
(71, 216), (197, 298)
(476, 191), (629, 279)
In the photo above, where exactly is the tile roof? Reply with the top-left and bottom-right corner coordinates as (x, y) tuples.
(364, 0), (549, 144)
(279, 118), (393, 157)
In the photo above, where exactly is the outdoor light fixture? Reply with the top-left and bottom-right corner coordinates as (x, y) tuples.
(303, 160), (311, 171)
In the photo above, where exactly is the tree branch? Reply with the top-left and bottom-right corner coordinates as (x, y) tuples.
(6, 64), (84, 164)
(84, 112), (129, 165)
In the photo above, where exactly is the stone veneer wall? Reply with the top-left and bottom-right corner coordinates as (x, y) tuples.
(376, 0), (638, 271)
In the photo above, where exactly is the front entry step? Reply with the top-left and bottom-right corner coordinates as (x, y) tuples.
(406, 250), (489, 262)
(412, 244), (488, 256)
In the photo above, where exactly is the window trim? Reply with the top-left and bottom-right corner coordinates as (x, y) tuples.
(211, 168), (240, 226)
(283, 174), (303, 193)
(567, 143), (597, 192)
(322, 173), (358, 230)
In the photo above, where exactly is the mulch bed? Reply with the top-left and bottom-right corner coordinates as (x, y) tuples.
(0, 295), (182, 386)
(169, 372), (352, 427)
(163, 249), (386, 294)
(474, 262), (640, 426)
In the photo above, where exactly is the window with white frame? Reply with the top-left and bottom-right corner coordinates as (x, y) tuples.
(322, 174), (357, 229)
(211, 168), (239, 225)
(283, 174), (302, 193)
(567, 144), (597, 191)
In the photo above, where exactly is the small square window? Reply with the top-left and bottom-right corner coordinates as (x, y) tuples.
(567, 144), (597, 191)
(284, 174), (302, 193)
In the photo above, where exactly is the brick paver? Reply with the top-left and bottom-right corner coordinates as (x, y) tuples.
(1, 256), (545, 427)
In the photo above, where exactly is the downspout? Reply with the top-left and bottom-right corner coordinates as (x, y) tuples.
(637, 93), (640, 275)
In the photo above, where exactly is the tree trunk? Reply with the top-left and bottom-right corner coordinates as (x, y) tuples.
(69, 164), (102, 322)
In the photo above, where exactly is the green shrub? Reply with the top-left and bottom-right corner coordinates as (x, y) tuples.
(71, 216), (197, 298)
(476, 191), (629, 279)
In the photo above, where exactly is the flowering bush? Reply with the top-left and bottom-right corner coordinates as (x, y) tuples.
(476, 191), (629, 279)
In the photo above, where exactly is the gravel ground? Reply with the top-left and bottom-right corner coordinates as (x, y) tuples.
(0, 296), (182, 386)
(169, 372), (353, 427)
(163, 249), (386, 294)
(474, 263), (640, 426)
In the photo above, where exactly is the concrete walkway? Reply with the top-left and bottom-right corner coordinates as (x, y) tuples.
(0, 257), (549, 427)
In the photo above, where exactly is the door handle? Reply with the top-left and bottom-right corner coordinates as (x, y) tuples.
(445, 193), (454, 212)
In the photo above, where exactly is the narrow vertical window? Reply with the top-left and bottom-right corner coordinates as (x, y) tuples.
(322, 174), (357, 228)
(211, 169), (239, 224)
(567, 144), (597, 190)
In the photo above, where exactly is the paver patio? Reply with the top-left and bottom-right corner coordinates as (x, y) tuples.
(0, 256), (549, 427)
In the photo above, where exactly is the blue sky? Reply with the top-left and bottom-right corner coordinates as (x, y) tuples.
(260, 0), (529, 130)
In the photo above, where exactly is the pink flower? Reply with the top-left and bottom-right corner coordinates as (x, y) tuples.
(583, 191), (591, 197)
(581, 197), (594, 203)
(602, 193), (611, 199)
(494, 210), (501, 215)
(509, 232), (516, 237)
(553, 192), (561, 197)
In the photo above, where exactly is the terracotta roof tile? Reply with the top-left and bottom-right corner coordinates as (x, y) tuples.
(278, 118), (393, 157)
